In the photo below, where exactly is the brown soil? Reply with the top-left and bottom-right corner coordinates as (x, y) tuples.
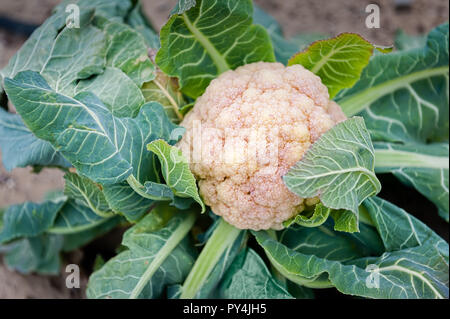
(0, 0), (448, 299)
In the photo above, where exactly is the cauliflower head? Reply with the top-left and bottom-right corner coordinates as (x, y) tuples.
(178, 62), (346, 230)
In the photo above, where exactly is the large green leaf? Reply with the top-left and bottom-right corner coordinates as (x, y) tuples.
(4, 71), (178, 185)
(2, 234), (63, 275)
(337, 23), (449, 144)
(75, 67), (146, 118)
(156, 0), (275, 98)
(49, 199), (110, 234)
(0, 108), (70, 171)
(102, 183), (154, 222)
(93, 17), (155, 87)
(0, 200), (65, 243)
(288, 33), (379, 98)
(63, 173), (113, 218)
(0, 0), (133, 84)
(146, 140), (205, 212)
(220, 248), (293, 299)
(39, 22), (106, 94)
(254, 197), (449, 298)
(283, 117), (381, 231)
(252, 4), (298, 65)
(87, 205), (197, 299)
(61, 216), (122, 252)
(374, 142), (449, 221)
(0, 4), (73, 83)
(0, 0), (155, 172)
(125, 0), (160, 50)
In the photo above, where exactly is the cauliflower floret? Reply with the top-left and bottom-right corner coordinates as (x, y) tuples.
(178, 62), (346, 230)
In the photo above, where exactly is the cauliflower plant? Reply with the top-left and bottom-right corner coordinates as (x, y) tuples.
(178, 62), (346, 230)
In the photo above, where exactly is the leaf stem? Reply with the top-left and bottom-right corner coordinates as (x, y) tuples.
(47, 217), (112, 234)
(129, 211), (197, 299)
(374, 148), (449, 170)
(180, 218), (242, 299)
(181, 13), (230, 74)
(153, 78), (184, 121)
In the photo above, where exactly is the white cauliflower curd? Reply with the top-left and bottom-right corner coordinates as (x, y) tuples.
(178, 62), (346, 230)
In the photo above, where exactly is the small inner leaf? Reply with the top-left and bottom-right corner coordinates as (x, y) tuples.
(283, 203), (331, 228)
(283, 117), (381, 229)
(147, 140), (205, 212)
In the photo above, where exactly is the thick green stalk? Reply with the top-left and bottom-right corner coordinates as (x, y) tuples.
(374, 149), (449, 170)
(48, 217), (112, 234)
(180, 218), (242, 299)
(129, 211), (197, 299)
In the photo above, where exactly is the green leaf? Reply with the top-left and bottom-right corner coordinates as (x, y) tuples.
(0, 0), (133, 85)
(94, 17), (155, 87)
(0, 5), (73, 82)
(0, 1), (154, 171)
(0, 200), (65, 243)
(283, 117), (381, 231)
(61, 216), (122, 252)
(252, 4), (298, 65)
(288, 33), (377, 98)
(374, 142), (449, 221)
(156, 0), (275, 98)
(191, 220), (247, 298)
(102, 183), (154, 222)
(220, 248), (293, 299)
(141, 71), (186, 123)
(330, 209), (359, 232)
(336, 23), (449, 144)
(253, 197), (449, 298)
(0, 108), (70, 171)
(171, 0), (197, 15)
(4, 71), (178, 185)
(180, 218), (244, 298)
(3, 234), (63, 275)
(93, 255), (106, 272)
(49, 199), (110, 234)
(125, 1), (160, 50)
(146, 140), (205, 212)
(87, 204), (197, 299)
(75, 67), (146, 118)
(63, 173), (113, 218)
(395, 30), (427, 51)
(283, 203), (331, 228)
(39, 21), (107, 94)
